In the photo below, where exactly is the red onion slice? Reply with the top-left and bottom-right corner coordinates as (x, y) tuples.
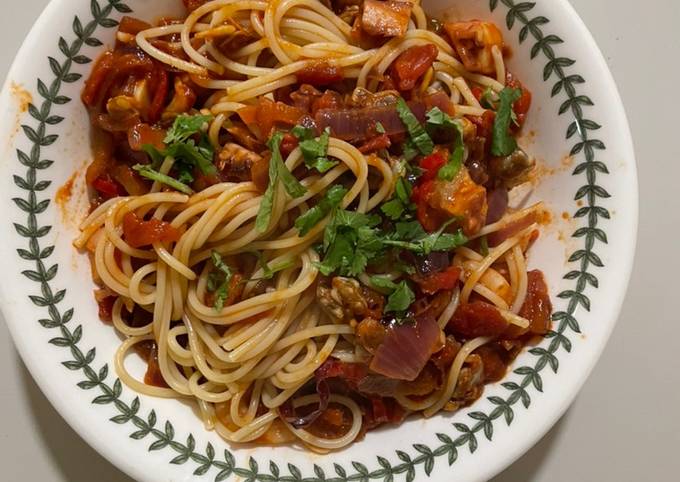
(369, 315), (441, 381)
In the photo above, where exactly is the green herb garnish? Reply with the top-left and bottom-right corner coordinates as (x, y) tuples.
(255, 131), (307, 232)
(396, 98), (434, 155)
(295, 185), (347, 236)
(132, 165), (193, 195)
(137, 114), (216, 192)
(425, 106), (456, 129)
(164, 114), (212, 144)
(380, 177), (415, 221)
(369, 277), (415, 313)
(250, 251), (295, 280)
(383, 219), (468, 255)
(384, 280), (416, 313)
(438, 120), (465, 181)
(292, 126), (337, 173)
(369, 275), (398, 292)
(375, 122), (386, 134)
(207, 250), (234, 311)
(491, 87), (522, 157)
(316, 210), (384, 276)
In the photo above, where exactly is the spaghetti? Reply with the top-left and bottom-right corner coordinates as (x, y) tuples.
(77, 0), (552, 450)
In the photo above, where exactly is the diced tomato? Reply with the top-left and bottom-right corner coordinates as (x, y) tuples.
(143, 342), (169, 388)
(358, 134), (391, 154)
(311, 90), (344, 116)
(363, 397), (407, 430)
(506, 270), (552, 338)
(411, 153), (448, 231)
(411, 179), (444, 232)
(91, 174), (125, 199)
(468, 110), (496, 142)
(82, 51), (115, 107)
(122, 212), (181, 248)
(250, 153), (270, 192)
(470, 86), (484, 102)
(391, 44), (438, 91)
(204, 272), (244, 308)
(416, 266), (462, 295)
(97, 296), (117, 323)
(236, 104), (257, 126)
(370, 398), (389, 425)
(148, 69), (168, 124)
(448, 301), (509, 338)
(280, 133), (299, 157)
(419, 152), (447, 181)
(224, 273), (244, 306)
(318, 407), (346, 428)
(118, 16), (152, 36)
(258, 100), (304, 133)
(381, 75), (398, 92)
(476, 344), (508, 382)
(416, 199), (442, 232)
(296, 61), (344, 86)
(127, 123), (166, 152)
(315, 359), (368, 388)
(237, 98), (304, 140)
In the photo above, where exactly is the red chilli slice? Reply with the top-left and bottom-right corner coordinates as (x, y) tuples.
(448, 301), (509, 338)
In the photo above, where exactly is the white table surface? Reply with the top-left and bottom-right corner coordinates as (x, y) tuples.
(1, 1), (678, 481)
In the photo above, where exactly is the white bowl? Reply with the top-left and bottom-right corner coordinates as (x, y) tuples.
(0, 0), (637, 481)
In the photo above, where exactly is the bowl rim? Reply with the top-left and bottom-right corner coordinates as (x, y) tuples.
(0, 0), (638, 481)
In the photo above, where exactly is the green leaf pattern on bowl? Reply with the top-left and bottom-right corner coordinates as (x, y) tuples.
(11, 0), (609, 479)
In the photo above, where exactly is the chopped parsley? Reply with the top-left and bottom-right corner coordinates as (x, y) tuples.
(164, 114), (213, 144)
(491, 87), (522, 157)
(255, 131), (307, 233)
(369, 277), (415, 313)
(316, 210), (384, 277)
(315, 211), (468, 276)
(369, 275), (398, 292)
(207, 250), (233, 311)
(396, 98), (434, 155)
(383, 220), (468, 255)
(295, 185), (347, 236)
(136, 113), (216, 192)
(381, 177), (415, 221)
(422, 107), (465, 181)
(375, 122), (386, 134)
(133, 165), (193, 195)
(401, 138), (420, 162)
(250, 251), (295, 280)
(425, 106), (456, 130)
(384, 280), (416, 313)
(292, 125), (337, 173)
(438, 120), (465, 181)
